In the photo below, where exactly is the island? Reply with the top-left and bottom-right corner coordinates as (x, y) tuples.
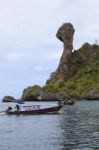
(2, 22), (99, 102)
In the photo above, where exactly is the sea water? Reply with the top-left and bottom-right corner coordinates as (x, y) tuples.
(0, 101), (99, 150)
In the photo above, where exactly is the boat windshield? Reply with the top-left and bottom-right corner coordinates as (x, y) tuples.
(23, 105), (40, 110)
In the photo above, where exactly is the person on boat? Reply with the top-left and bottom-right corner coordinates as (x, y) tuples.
(6, 106), (12, 113)
(58, 99), (64, 105)
(15, 104), (20, 111)
(7, 106), (12, 111)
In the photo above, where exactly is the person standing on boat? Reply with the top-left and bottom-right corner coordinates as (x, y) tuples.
(15, 104), (20, 111)
(58, 99), (64, 105)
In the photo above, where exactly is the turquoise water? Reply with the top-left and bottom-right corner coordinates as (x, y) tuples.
(0, 101), (99, 150)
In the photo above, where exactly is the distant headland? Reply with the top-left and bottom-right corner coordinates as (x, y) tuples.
(2, 23), (99, 102)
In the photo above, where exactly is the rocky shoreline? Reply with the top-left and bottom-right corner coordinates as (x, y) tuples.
(2, 89), (99, 103)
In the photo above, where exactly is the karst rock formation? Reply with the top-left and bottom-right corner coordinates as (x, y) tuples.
(47, 23), (75, 84)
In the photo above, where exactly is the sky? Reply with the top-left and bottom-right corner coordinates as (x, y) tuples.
(0, 0), (99, 99)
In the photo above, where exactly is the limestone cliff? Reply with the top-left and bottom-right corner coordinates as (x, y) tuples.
(44, 42), (99, 99)
(21, 23), (99, 100)
(46, 23), (75, 84)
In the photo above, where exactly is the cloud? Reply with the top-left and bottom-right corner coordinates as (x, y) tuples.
(7, 52), (24, 60)
(0, 0), (99, 98)
(87, 24), (99, 32)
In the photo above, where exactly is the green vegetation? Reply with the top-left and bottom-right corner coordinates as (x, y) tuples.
(22, 43), (99, 100)
(23, 85), (42, 94)
(43, 43), (99, 98)
(22, 85), (42, 100)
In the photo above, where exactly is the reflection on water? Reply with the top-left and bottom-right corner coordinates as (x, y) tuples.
(59, 101), (99, 150)
(0, 101), (99, 150)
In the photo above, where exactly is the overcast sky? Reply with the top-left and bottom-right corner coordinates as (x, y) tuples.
(0, 0), (99, 99)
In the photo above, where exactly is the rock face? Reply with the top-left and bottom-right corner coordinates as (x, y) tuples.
(81, 90), (99, 100)
(40, 92), (58, 101)
(2, 96), (15, 102)
(47, 23), (75, 84)
(22, 91), (68, 101)
(21, 85), (69, 101)
(22, 85), (42, 101)
(40, 92), (68, 101)
(45, 42), (99, 99)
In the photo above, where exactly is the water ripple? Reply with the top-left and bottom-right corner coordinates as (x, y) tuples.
(0, 101), (99, 150)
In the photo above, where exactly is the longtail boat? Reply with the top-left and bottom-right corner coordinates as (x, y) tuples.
(5, 104), (63, 115)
